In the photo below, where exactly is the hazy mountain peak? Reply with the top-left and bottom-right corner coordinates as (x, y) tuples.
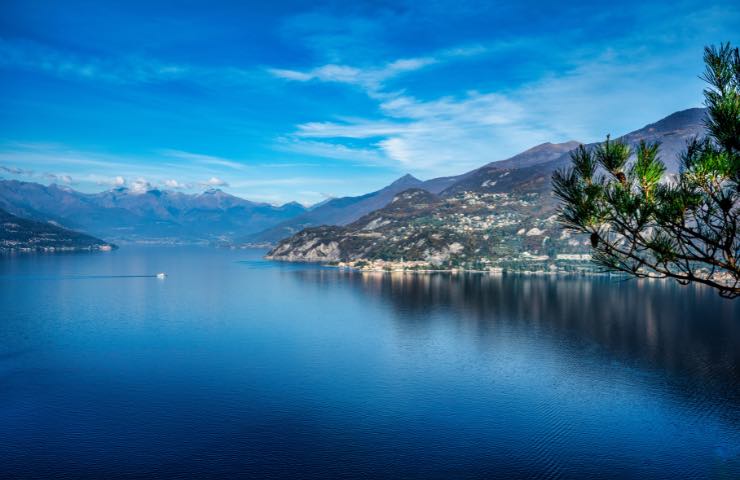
(636, 107), (706, 134)
(524, 140), (581, 153)
(48, 183), (74, 191)
(389, 173), (422, 187)
(480, 140), (582, 172)
(617, 107), (707, 171)
(0, 179), (308, 243)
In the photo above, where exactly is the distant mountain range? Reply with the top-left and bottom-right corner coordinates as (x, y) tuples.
(0, 183), (306, 244)
(0, 208), (114, 253)
(0, 107), (707, 253)
(266, 108), (708, 268)
(245, 140), (582, 244)
(243, 173), (430, 244)
(251, 108), (707, 246)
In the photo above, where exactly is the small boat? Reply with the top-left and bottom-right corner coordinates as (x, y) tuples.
(156, 272), (167, 279)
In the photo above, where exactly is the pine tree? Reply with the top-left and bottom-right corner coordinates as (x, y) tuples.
(552, 43), (740, 298)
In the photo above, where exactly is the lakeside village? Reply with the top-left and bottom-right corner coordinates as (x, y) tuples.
(335, 252), (596, 275)
(332, 257), (737, 286)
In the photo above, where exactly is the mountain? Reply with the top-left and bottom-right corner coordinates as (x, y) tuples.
(0, 208), (115, 253)
(245, 141), (583, 245)
(438, 140), (582, 197)
(266, 185), (572, 268)
(243, 173), (428, 244)
(266, 189), (445, 263)
(0, 182), (307, 244)
(267, 108), (707, 270)
(619, 107), (707, 172)
(440, 109), (706, 198)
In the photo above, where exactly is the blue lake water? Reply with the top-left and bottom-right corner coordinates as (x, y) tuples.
(0, 247), (739, 479)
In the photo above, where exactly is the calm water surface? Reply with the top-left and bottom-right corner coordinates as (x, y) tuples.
(0, 247), (739, 479)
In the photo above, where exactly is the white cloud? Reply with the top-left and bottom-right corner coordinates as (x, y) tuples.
(0, 143), (244, 193)
(203, 176), (229, 188)
(130, 178), (154, 193)
(44, 172), (74, 184)
(268, 69), (314, 81)
(1, 161), (76, 185)
(269, 50), (462, 94)
(377, 137), (412, 165)
(267, 43), (492, 98)
(265, 3), (740, 178)
(271, 30), (714, 177)
(163, 179), (190, 189)
(92, 175), (127, 187)
(288, 90), (555, 174)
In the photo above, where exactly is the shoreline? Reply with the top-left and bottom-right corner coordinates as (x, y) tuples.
(331, 264), (621, 277)
(266, 256), (622, 277)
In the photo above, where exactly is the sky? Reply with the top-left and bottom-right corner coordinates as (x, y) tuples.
(0, 0), (738, 205)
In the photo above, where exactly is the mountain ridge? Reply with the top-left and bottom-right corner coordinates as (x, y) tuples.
(0, 181), (308, 244)
(266, 107), (709, 268)
(0, 108), (708, 248)
(0, 207), (115, 253)
(244, 141), (587, 244)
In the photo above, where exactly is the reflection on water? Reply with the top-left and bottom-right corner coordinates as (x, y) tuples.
(299, 269), (740, 478)
(0, 248), (738, 479)
(291, 269), (740, 421)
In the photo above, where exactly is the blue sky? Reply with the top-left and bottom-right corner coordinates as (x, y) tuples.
(0, 0), (738, 204)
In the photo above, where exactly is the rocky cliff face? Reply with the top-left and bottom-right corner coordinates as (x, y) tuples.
(266, 226), (344, 262)
(267, 189), (441, 262)
(266, 187), (576, 269)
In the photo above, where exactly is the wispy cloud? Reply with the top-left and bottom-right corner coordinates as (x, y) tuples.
(0, 141), (355, 204)
(268, 6), (735, 177)
(273, 137), (387, 165)
(158, 149), (246, 170)
(0, 38), (260, 86)
(0, 142), (229, 193)
(270, 58), (564, 174)
(269, 56), (437, 93)
(229, 177), (344, 188)
(268, 45), (485, 95)
(2, 161), (75, 185)
(44, 172), (74, 184)
(0, 38), (188, 84)
(2, 0), (737, 202)
(1, 164), (34, 176)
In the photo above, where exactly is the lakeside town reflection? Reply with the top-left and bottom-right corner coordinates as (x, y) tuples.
(289, 269), (740, 411)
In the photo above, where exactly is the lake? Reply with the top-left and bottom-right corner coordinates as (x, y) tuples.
(0, 247), (738, 479)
